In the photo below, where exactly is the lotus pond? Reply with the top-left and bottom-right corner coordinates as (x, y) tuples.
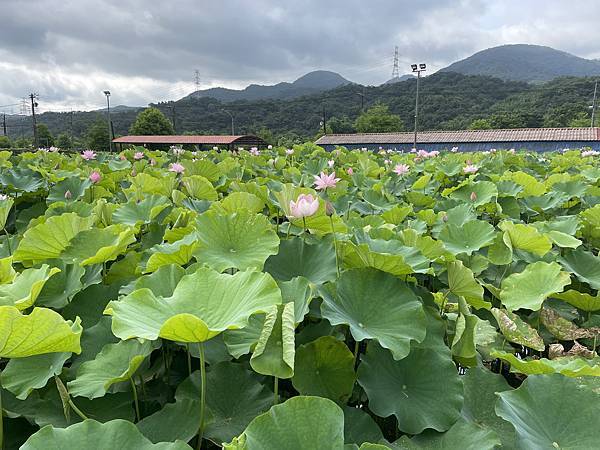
(1, 144), (600, 449)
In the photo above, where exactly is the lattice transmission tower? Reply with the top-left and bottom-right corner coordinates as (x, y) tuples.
(391, 46), (400, 80)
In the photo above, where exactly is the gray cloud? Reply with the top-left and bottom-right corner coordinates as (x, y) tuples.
(1, 0), (599, 111)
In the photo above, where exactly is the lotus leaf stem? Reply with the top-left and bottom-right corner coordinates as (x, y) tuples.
(330, 216), (340, 277)
(69, 398), (89, 421)
(187, 343), (192, 376)
(197, 342), (207, 450)
(273, 376), (279, 405)
(130, 377), (140, 422)
(0, 374), (3, 450)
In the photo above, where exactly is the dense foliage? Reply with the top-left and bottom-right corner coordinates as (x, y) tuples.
(1, 144), (600, 449)
(4, 73), (598, 146)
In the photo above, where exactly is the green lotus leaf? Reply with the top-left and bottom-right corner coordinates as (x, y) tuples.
(105, 267), (282, 342)
(551, 289), (600, 312)
(292, 336), (355, 403)
(20, 419), (191, 450)
(108, 158), (132, 171)
(126, 173), (177, 198)
(381, 204), (412, 225)
(321, 269), (426, 360)
(499, 261), (570, 311)
(60, 224), (136, 265)
(559, 248), (600, 289)
(0, 167), (45, 192)
(145, 233), (197, 273)
(486, 233), (513, 265)
(223, 396), (345, 450)
(499, 221), (552, 256)
(343, 406), (384, 447)
(450, 181), (498, 207)
(36, 261), (87, 308)
(0, 196), (14, 229)
(491, 350), (600, 377)
(546, 230), (581, 249)
(131, 264), (187, 297)
(47, 177), (91, 204)
(0, 256), (16, 284)
(215, 191), (265, 215)
(357, 342), (463, 434)
(68, 339), (159, 399)
(451, 297), (479, 366)
(461, 366), (515, 449)
(194, 209), (279, 272)
(396, 418), (501, 450)
(438, 220), (495, 256)
(159, 362), (272, 444)
(540, 307), (600, 340)
(112, 194), (171, 226)
(1, 352), (70, 399)
(506, 171), (546, 197)
(69, 317), (119, 372)
(496, 374), (600, 449)
(490, 308), (545, 351)
(223, 314), (265, 359)
(181, 175), (218, 200)
(250, 303), (295, 378)
(0, 306), (82, 358)
(13, 213), (93, 263)
(0, 264), (61, 310)
(264, 237), (337, 284)
(446, 260), (488, 309)
(277, 276), (313, 324)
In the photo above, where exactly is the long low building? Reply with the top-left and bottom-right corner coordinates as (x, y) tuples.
(315, 128), (600, 152)
(113, 134), (266, 150)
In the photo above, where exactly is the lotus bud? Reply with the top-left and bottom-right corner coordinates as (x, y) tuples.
(442, 213), (448, 222)
(325, 201), (336, 217)
(470, 192), (477, 202)
(64, 190), (72, 199)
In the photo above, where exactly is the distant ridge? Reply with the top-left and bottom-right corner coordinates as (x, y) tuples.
(182, 70), (351, 102)
(440, 44), (600, 82)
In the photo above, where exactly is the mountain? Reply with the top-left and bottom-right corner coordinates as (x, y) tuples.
(441, 44), (600, 83)
(383, 74), (415, 85)
(182, 70), (351, 102)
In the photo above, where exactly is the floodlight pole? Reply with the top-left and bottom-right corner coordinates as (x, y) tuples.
(411, 63), (426, 150)
(221, 109), (234, 135)
(104, 90), (112, 152)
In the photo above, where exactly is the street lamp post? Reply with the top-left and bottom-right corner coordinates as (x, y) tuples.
(221, 109), (235, 135)
(103, 90), (112, 152)
(411, 63), (426, 150)
(355, 91), (365, 112)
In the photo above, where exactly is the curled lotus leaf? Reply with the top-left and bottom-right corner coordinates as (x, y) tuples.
(0, 264), (61, 310)
(105, 267), (282, 343)
(491, 308), (545, 351)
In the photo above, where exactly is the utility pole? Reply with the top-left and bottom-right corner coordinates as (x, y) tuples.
(591, 80), (598, 128)
(69, 109), (74, 144)
(2, 114), (6, 136)
(355, 91), (365, 112)
(169, 105), (177, 133)
(322, 103), (327, 134)
(410, 64), (426, 150)
(103, 91), (112, 152)
(30, 93), (38, 147)
(221, 109), (234, 135)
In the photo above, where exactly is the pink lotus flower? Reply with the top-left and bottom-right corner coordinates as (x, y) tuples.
(149, 158), (156, 166)
(327, 160), (335, 168)
(120, 154), (127, 160)
(250, 147), (260, 156)
(393, 163), (410, 175)
(170, 145), (184, 156)
(286, 149), (294, 155)
(169, 162), (185, 174)
(314, 171), (340, 190)
(470, 192), (477, 202)
(581, 150), (599, 157)
(81, 150), (96, 160)
(64, 190), (72, 200)
(508, 148), (516, 154)
(451, 146), (459, 153)
(267, 144), (273, 149)
(289, 194), (319, 218)
(463, 164), (478, 174)
(384, 159), (391, 165)
(89, 171), (102, 184)
(133, 151), (144, 160)
(347, 167), (354, 175)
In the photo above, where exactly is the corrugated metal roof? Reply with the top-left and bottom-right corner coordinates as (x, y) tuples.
(113, 135), (263, 145)
(315, 128), (600, 145)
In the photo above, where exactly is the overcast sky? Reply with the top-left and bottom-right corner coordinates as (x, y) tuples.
(1, 0), (600, 112)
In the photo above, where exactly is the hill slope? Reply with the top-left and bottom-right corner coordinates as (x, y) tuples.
(182, 70), (351, 102)
(441, 44), (600, 82)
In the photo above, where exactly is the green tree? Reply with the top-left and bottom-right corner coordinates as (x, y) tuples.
(36, 124), (54, 147)
(0, 136), (11, 148)
(86, 120), (110, 152)
(56, 133), (73, 149)
(328, 116), (355, 134)
(354, 103), (404, 133)
(469, 118), (492, 130)
(568, 112), (591, 127)
(255, 127), (274, 145)
(129, 107), (174, 135)
(14, 137), (32, 148)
